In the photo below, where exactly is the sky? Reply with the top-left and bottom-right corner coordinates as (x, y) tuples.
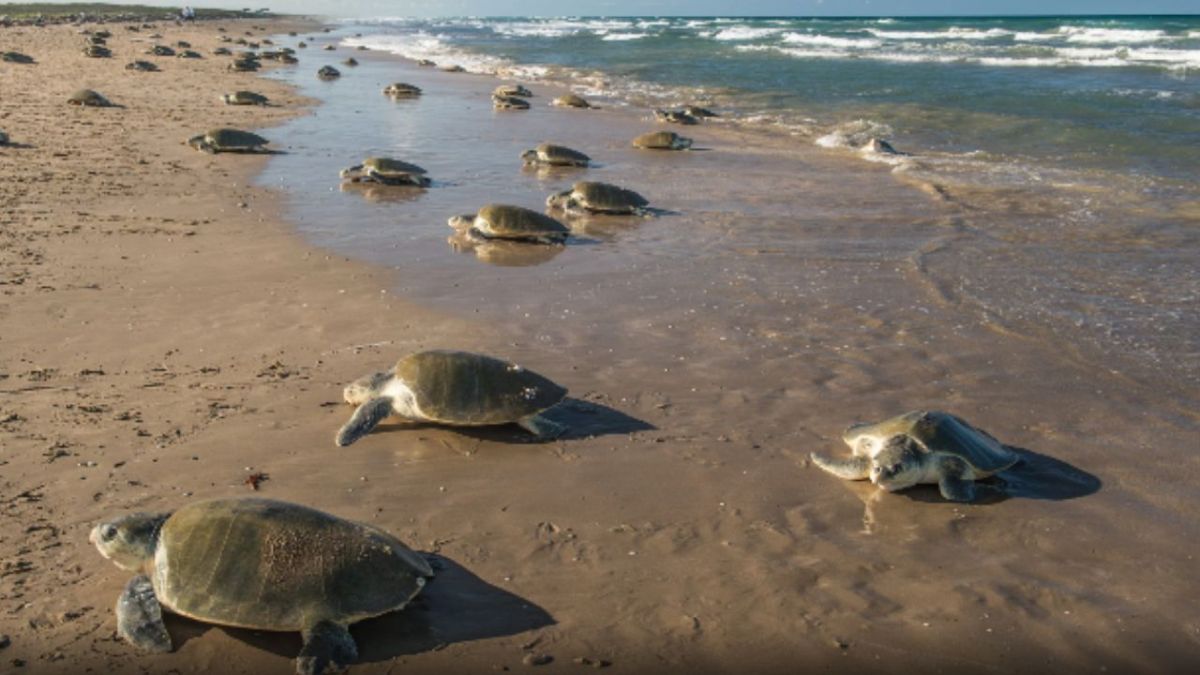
(28, 1), (1200, 18)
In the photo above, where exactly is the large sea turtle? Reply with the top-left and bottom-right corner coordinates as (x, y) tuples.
(2, 51), (35, 64)
(448, 204), (570, 244)
(492, 94), (530, 110)
(546, 181), (650, 216)
(383, 82), (422, 97)
(221, 90), (269, 106)
(83, 44), (112, 58)
(336, 350), (569, 446)
(653, 108), (698, 125)
(91, 497), (433, 674)
(317, 65), (340, 80)
(632, 130), (692, 150)
(185, 128), (270, 153)
(67, 89), (113, 107)
(810, 410), (1021, 502)
(551, 93), (593, 109)
(125, 60), (159, 72)
(340, 157), (430, 187)
(494, 83), (532, 98)
(520, 143), (590, 168)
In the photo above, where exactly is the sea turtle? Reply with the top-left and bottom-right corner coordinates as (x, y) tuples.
(212, 46), (232, 55)
(176, 50), (202, 59)
(68, 89), (112, 107)
(297, 41), (307, 48)
(185, 128), (270, 154)
(83, 44), (112, 58)
(448, 204), (570, 245)
(125, 60), (159, 72)
(494, 83), (532, 98)
(175, 40), (191, 48)
(91, 497), (433, 674)
(336, 350), (569, 446)
(551, 93), (592, 109)
(317, 65), (340, 80)
(416, 58), (435, 67)
(228, 59), (260, 72)
(520, 143), (590, 168)
(94, 30), (113, 39)
(810, 410), (1021, 502)
(86, 34), (107, 45)
(221, 90), (269, 106)
(653, 108), (698, 125)
(441, 64), (465, 73)
(147, 44), (175, 56)
(340, 157), (430, 187)
(342, 57), (358, 66)
(0, 130), (9, 145)
(356, 45), (369, 51)
(323, 44), (336, 51)
(862, 137), (903, 155)
(547, 181), (650, 216)
(492, 94), (530, 110)
(2, 51), (35, 64)
(383, 82), (422, 97)
(682, 104), (718, 118)
(632, 130), (692, 150)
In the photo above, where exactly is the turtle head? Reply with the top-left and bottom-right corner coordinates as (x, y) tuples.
(185, 134), (207, 151)
(674, 136), (694, 150)
(339, 164), (364, 179)
(520, 149), (539, 165)
(343, 369), (393, 405)
(90, 512), (168, 572)
(447, 213), (476, 230)
(545, 190), (574, 210)
(869, 435), (923, 492)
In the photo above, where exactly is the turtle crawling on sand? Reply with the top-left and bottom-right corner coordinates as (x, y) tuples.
(632, 130), (692, 150)
(682, 104), (718, 118)
(810, 410), (1020, 502)
(2, 51), (35, 64)
(125, 60), (158, 72)
(520, 143), (590, 168)
(441, 64), (465, 73)
(185, 128), (270, 154)
(228, 59), (260, 72)
(83, 44), (112, 58)
(448, 204), (570, 245)
(91, 497), (433, 674)
(147, 44), (175, 56)
(336, 350), (569, 446)
(494, 83), (532, 98)
(547, 181), (651, 216)
(340, 157), (430, 187)
(221, 90), (269, 105)
(492, 94), (530, 110)
(383, 82), (422, 97)
(317, 65), (340, 80)
(67, 89), (113, 107)
(653, 108), (698, 125)
(551, 93), (593, 109)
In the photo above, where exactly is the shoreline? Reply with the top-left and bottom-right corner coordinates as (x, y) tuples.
(2, 15), (1199, 675)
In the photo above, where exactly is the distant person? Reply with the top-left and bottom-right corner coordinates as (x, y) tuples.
(181, 6), (195, 21)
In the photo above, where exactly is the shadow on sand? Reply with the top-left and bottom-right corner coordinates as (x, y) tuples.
(900, 446), (1101, 504)
(165, 554), (554, 664)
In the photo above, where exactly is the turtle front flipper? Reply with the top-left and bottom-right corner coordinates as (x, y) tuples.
(937, 456), (977, 502)
(810, 453), (871, 480)
(297, 620), (358, 675)
(517, 413), (567, 440)
(336, 396), (395, 447)
(117, 574), (172, 653)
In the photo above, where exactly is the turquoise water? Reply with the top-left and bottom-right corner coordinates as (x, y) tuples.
(341, 16), (1200, 183)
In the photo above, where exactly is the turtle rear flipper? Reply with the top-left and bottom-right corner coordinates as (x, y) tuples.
(117, 575), (172, 653)
(336, 396), (395, 446)
(517, 414), (566, 440)
(297, 620), (358, 675)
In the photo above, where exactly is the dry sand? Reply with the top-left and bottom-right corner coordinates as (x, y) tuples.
(1, 17), (1198, 675)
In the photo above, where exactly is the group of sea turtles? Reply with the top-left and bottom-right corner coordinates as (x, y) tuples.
(68, 23), (1024, 675)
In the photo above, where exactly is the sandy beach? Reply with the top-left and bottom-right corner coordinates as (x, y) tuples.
(2, 14), (1199, 675)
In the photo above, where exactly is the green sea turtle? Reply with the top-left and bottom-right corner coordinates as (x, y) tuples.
(176, 50), (202, 59)
(83, 44), (112, 58)
(323, 44), (336, 51)
(91, 497), (433, 674)
(185, 128), (270, 154)
(125, 60), (159, 72)
(682, 104), (718, 118)
(340, 157), (430, 187)
(520, 143), (590, 167)
(67, 89), (113, 107)
(653, 108), (699, 125)
(441, 64), (465, 73)
(221, 90), (269, 106)
(551, 93), (592, 109)
(863, 138), (903, 155)
(416, 58), (436, 67)
(383, 82), (422, 97)
(448, 204), (570, 244)
(86, 34), (107, 45)
(494, 83), (533, 98)
(0, 130), (9, 145)
(317, 65), (340, 80)
(228, 58), (260, 72)
(2, 51), (35, 64)
(212, 46), (232, 55)
(147, 44), (175, 56)
(342, 57), (358, 66)
(810, 410), (1021, 502)
(336, 350), (569, 446)
(547, 181), (650, 216)
(175, 40), (192, 48)
(632, 130), (692, 150)
(492, 94), (530, 110)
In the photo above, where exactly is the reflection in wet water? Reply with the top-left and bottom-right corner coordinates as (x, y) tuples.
(339, 180), (429, 204)
(447, 231), (565, 267)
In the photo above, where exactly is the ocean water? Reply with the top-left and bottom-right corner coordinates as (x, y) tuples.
(258, 16), (1199, 402)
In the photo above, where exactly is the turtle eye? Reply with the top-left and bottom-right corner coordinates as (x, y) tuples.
(100, 524), (118, 541)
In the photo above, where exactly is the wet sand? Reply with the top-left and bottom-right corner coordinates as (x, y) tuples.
(2, 18), (1198, 675)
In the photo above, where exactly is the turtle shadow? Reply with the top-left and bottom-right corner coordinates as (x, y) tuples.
(369, 397), (654, 443)
(0, 142), (36, 150)
(897, 446), (1100, 505)
(165, 554), (554, 664)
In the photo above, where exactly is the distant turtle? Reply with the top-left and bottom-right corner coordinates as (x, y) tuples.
(94, 30), (112, 39)
(492, 94), (529, 110)
(494, 83), (532, 98)
(176, 50), (202, 59)
(416, 58), (435, 67)
(340, 157), (430, 187)
(683, 104), (718, 118)
(185, 128), (269, 154)
(317, 65), (340, 80)
(0, 130), (9, 145)
(341, 57), (358, 66)
(125, 60), (159, 72)
(68, 89), (112, 107)
(323, 44), (336, 51)
(336, 350), (569, 446)
(653, 108), (698, 125)
(212, 46), (232, 55)
(356, 45), (369, 51)
(175, 40), (191, 48)
(297, 41), (307, 48)
(91, 497), (433, 674)
(228, 59), (260, 72)
(547, 181), (650, 216)
(862, 137), (903, 155)
(441, 64), (465, 73)
(2, 51), (35, 64)
(810, 410), (1021, 502)
(86, 34), (107, 45)
(383, 82), (422, 97)
(520, 143), (590, 168)
(448, 204), (570, 245)
(279, 53), (300, 64)
(221, 90), (269, 106)
(83, 44), (112, 58)
(147, 44), (175, 56)
(632, 130), (692, 150)
(551, 93), (592, 109)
